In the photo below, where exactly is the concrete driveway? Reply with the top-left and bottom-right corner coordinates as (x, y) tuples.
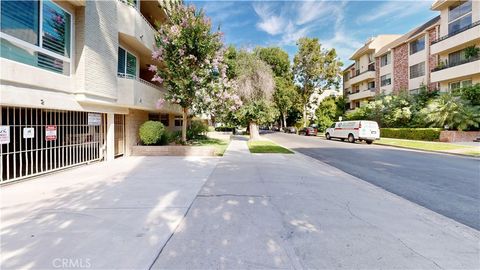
(0, 156), (219, 269)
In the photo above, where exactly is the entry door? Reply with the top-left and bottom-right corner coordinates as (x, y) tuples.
(114, 114), (125, 157)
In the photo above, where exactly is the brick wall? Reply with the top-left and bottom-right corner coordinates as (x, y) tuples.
(375, 58), (380, 94)
(393, 44), (408, 93)
(428, 28), (439, 91)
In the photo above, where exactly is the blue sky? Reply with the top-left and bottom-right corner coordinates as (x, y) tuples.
(190, 1), (438, 65)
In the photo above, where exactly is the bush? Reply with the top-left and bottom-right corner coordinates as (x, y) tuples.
(380, 128), (442, 141)
(187, 120), (209, 140)
(139, 121), (165, 145)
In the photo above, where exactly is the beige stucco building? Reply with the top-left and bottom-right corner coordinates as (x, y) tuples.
(430, 0), (480, 91)
(0, 0), (182, 182)
(342, 35), (401, 110)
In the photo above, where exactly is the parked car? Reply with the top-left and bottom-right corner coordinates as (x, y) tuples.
(299, 127), (318, 136)
(325, 120), (380, 144)
(271, 125), (280, 131)
(284, 127), (297, 133)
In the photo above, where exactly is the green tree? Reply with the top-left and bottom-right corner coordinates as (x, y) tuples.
(234, 51), (277, 140)
(151, 4), (225, 143)
(452, 83), (480, 106)
(293, 37), (342, 127)
(421, 93), (480, 131)
(255, 47), (297, 129)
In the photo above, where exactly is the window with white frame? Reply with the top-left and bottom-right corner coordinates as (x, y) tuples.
(381, 74), (392, 86)
(409, 36), (425, 55)
(380, 53), (391, 67)
(449, 80), (472, 90)
(448, 1), (472, 34)
(117, 47), (137, 78)
(448, 49), (467, 66)
(409, 62), (425, 79)
(0, 0), (72, 75)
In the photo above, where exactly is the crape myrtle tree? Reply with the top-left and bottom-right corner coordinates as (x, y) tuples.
(293, 37), (342, 128)
(234, 51), (277, 140)
(150, 4), (239, 143)
(255, 47), (298, 129)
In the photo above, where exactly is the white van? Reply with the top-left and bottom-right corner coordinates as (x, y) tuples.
(325, 121), (380, 144)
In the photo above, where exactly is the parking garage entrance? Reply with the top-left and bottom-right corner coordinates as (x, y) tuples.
(0, 106), (106, 183)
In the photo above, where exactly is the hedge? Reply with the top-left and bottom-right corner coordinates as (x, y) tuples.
(139, 121), (165, 145)
(380, 128), (442, 141)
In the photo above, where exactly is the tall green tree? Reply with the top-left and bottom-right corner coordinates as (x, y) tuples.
(293, 37), (342, 127)
(255, 47), (297, 129)
(234, 51), (277, 140)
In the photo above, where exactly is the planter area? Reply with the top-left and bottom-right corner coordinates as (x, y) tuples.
(131, 145), (217, 156)
(439, 131), (480, 143)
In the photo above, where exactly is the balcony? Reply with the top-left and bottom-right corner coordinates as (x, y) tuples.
(117, 74), (181, 114)
(347, 89), (376, 101)
(431, 56), (480, 83)
(117, 0), (157, 53)
(431, 21), (480, 54)
(349, 69), (375, 85)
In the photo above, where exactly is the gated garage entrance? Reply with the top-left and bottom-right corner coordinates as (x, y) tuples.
(0, 106), (106, 183)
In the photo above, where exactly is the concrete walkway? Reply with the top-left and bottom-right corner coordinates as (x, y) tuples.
(0, 156), (219, 269)
(151, 137), (479, 269)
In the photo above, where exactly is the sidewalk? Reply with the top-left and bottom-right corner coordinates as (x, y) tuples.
(0, 156), (219, 269)
(152, 137), (479, 269)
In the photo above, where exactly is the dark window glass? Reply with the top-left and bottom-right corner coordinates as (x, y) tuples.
(448, 14), (472, 34)
(0, 0), (40, 45)
(448, 49), (467, 66)
(409, 62), (425, 79)
(42, 0), (71, 57)
(410, 37), (425, 55)
(126, 52), (136, 76)
(449, 1), (472, 22)
(117, 47), (126, 75)
(160, 114), (169, 126)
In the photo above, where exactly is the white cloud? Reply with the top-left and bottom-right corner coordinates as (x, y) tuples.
(356, 1), (432, 24)
(295, 1), (334, 26)
(253, 3), (287, 35)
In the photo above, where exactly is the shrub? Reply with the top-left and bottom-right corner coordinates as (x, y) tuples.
(380, 128), (442, 141)
(187, 120), (209, 140)
(139, 121), (165, 145)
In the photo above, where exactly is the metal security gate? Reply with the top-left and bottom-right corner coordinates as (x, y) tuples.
(0, 106), (106, 183)
(114, 114), (125, 157)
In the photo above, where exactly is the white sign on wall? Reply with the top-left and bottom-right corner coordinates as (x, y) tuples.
(23, 127), (35, 139)
(88, 113), (102, 126)
(0, 126), (10, 144)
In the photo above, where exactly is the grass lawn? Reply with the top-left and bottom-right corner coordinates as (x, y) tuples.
(191, 137), (230, 156)
(248, 140), (293, 154)
(375, 138), (480, 156)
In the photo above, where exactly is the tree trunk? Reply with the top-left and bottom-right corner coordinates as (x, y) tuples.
(283, 112), (287, 129)
(279, 113), (284, 130)
(303, 104), (307, 128)
(249, 122), (260, 141)
(182, 107), (188, 143)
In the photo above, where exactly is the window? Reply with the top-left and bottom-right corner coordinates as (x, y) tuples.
(380, 53), (391, 67)
(449, 1), (472, 34)
(117, 47), (137, 77)
(449, 80), (472, 90)
(160, 114), (169, 126)
(0, 0), (72, 75)
(409, 36), (425, 55)
(355, 102), (360, 108)
(174, 116), (183, 127)
(368, 81), (375, 90)
(148, 113), (160, 121)
(410, 62), (425, 79)
(448, 49), (467, 66)
(368, 53), (374, 63)
(381, 74), (392, 86)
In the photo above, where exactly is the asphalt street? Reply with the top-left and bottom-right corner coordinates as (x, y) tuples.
(264, 132), (480, 230)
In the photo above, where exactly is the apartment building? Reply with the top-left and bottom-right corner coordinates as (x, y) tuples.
(342, 35), (401, 110)
(430, 0), (480, 91)
(374, 16), (440, 95)
(0, 0), (182, 182)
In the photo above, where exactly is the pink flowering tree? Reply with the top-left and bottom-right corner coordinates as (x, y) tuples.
(149, 4), (236, 143)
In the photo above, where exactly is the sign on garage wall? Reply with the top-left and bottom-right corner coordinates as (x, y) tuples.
(0, 126), (10, 144)
(45, 125), (57, 141)
(23, 127), (35, 139)
(88, 113), (102, 126)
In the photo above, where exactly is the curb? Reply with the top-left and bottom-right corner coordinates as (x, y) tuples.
(373, 142), (479, 159)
